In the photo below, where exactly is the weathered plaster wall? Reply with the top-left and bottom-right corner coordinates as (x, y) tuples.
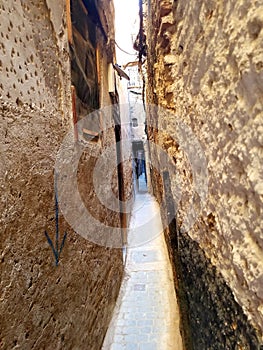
(146, 0), (263, 348)
(0, 1), (124, 349)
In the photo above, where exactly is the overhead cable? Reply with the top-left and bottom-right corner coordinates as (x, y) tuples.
(114, 40), (137, 56)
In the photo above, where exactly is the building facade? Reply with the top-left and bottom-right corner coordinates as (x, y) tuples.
(0, 1), (130, 349)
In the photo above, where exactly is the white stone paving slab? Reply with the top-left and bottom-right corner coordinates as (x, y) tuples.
(102, 190), (183, 350)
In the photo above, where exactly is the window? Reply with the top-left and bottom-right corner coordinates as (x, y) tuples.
(132, 118), (138, 127)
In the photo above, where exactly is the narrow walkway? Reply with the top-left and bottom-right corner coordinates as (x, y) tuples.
(102, 186), (183, 350)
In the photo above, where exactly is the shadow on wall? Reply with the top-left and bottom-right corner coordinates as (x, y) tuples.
(172, 228), (262, 350)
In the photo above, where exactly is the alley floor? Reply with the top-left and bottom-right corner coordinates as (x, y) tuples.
(102, 178), (183, 350)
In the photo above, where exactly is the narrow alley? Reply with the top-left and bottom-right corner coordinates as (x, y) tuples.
(0, 0), (262, 350)
(103, 178), (183, 350)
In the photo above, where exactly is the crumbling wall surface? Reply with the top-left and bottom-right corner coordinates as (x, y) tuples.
(146, 0), (263, 348)
(0, 1), (123, 349)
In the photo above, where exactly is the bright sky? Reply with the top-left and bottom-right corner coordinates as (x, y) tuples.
(114, 0), (139, 65)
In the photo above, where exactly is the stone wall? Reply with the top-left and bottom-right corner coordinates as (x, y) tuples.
(0, 1), (124, 349)
(146, 0), (263, 348)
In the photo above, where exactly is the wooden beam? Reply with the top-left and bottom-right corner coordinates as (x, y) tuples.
(66, 0), (73, 45)
(71, 44), (93, 95)
(71, 85), (78, 141)
(82, 128), (99, 137)
(99, 110), (103, 132)
(72, 26), (94, 51)
(79, 0), (88, 16)
(96, 47), (101, 86)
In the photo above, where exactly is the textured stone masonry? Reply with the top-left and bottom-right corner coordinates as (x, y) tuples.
(146, 0), (263, 347)
(0, 1), (125, 349)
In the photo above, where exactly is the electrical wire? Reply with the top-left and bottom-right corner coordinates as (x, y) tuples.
(114, 40), (138, 56)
